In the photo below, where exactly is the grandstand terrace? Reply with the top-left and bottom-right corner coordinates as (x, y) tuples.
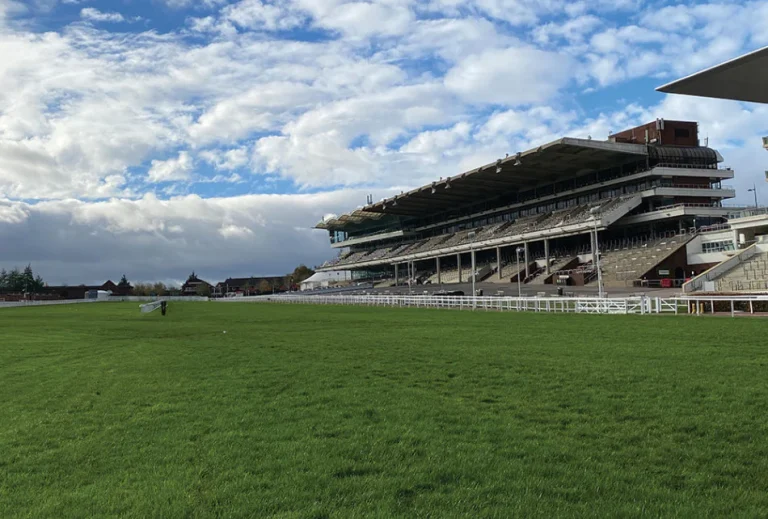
(316, 120), (735, 288)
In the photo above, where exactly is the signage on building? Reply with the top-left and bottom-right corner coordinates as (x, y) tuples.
(658, 269), (670, 276)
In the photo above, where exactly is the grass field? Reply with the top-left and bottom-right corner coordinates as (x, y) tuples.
(2, 302), (768, 517)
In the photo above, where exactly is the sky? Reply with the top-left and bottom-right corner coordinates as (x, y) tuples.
(1, 0), (767, 286)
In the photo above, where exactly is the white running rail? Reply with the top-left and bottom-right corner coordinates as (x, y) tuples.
(139, 300), (164, 313)
(220, 293), (768, 317)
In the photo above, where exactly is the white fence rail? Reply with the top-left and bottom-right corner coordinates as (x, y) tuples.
(0, 299), (98, 309)
(109, 296), (209, 302)
(221, 293), (768, 317)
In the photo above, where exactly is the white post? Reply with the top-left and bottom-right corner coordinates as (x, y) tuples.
(471, 248), (476, 310)
(524, 242), (530, 279)
(590, 208), (604, 298)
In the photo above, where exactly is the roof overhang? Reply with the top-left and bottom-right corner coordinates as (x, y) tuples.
(318, 138), (649, 233)
(657, 46), (768, 104)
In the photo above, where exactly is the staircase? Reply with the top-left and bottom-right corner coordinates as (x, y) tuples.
(528, 257), (579, 285)
(593, 235), (690, 287)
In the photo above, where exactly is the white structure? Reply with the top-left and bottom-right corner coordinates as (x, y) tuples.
(300, 271), (352, 291)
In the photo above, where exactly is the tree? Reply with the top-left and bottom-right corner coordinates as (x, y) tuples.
(132, 283), (152, 296)
(243, 280), (252, 296)
(0, 265), (45, 293)
(258, 279), (271, 294)
(195, 283), (211, 297)
(118, 275), (131, 288)
(291, 265), (314, 284)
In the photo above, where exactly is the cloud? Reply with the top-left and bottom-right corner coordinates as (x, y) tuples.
(147, 151), (194, 182)
(80, 8), (126, 23)
(1, 0), (768, 287)
(0, 189), (398, 284)
(445, 47), (575, 105)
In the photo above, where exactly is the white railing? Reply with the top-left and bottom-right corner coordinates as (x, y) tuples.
(224, 294), (676, 315)
(140, 300), (165, 313)
(222, 293), (768, 317)
(109, 296), (209, 302)
(0, 299), (98, 308)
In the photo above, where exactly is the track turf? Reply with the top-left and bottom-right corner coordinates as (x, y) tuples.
(1, 302), (768, 517)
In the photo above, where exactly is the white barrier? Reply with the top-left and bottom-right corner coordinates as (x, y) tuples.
(111, 296), (209, 302)
(139, 300), (164, 313)
(219, 293), (768, 317)
(0, 300), (97, 309)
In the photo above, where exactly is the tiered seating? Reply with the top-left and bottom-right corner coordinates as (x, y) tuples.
(321, 197), (634, 270)
(594, 197), (627, 215)
(321, 252), (350, 268)
(486, 262), (525, 284)
(528, 257), (577, 284)
(407, 234), (451, 254)
(335, 250), (372, 266)
(382, 242), (418, 259)
(596, 236), (686, 286)
(716, 252), (768, 292)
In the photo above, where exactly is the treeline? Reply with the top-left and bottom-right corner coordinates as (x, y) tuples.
(131, 283), (181, 296)
(0, 265), (45, 293)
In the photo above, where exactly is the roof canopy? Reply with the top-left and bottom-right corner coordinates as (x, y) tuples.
(318, 138), (648, 231)
(657, 46), (768, 104)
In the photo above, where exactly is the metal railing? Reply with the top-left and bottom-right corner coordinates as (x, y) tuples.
(0, 299), (98, 308)
(221, 293), (768, 316)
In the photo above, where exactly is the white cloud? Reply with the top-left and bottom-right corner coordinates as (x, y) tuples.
(200, 147), (251, 171)
(0, 189), (398, 284)
(445, 47), (574, 105)
(2, 0), (768, 287)
(80, 8), (125, 23)
(147, 151), (194, 182)
(221, 0), (307, 31)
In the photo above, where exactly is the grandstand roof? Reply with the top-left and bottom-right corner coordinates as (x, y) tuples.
(656, 46), (768, 104)
(317, 138), (648, 231)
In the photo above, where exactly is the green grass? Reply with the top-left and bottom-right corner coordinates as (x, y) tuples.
(2, 303), (768, 518)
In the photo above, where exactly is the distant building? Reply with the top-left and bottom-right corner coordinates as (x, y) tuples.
(32, 280), (120, 300)
(213, 276), (287, 297)
(181, 272), (213, 296)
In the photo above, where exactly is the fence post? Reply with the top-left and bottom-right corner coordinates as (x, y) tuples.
(731, 300), (735, 318)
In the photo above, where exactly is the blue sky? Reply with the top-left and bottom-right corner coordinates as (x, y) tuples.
(1, 0), (767, 284)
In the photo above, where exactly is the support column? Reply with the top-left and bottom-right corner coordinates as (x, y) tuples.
(733, 229), (740, 250)
(394, 264), (399, 286)
(497, 246), (503, 280)
(436, 257), (441, 284)
(457, 253), (462, 283)
(591, 231), (597, 267)
(524, 242), (530, 278)
(544, 239), (550, 275)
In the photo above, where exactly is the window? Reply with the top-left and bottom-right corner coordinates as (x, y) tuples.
(702, 240), (734, 253)
(674, 128), (690, 138)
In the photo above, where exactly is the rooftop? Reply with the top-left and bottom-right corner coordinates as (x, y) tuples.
(657, 46), (768, 104)
(317, 138), (651, 232)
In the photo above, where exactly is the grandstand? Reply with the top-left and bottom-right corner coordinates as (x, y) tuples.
(316, 120), (736, 289)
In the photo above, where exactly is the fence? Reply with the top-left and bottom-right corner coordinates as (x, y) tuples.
(108, 296), (209, 302)
(0, 299), (98, 309)
(221, 293), (768, 317)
